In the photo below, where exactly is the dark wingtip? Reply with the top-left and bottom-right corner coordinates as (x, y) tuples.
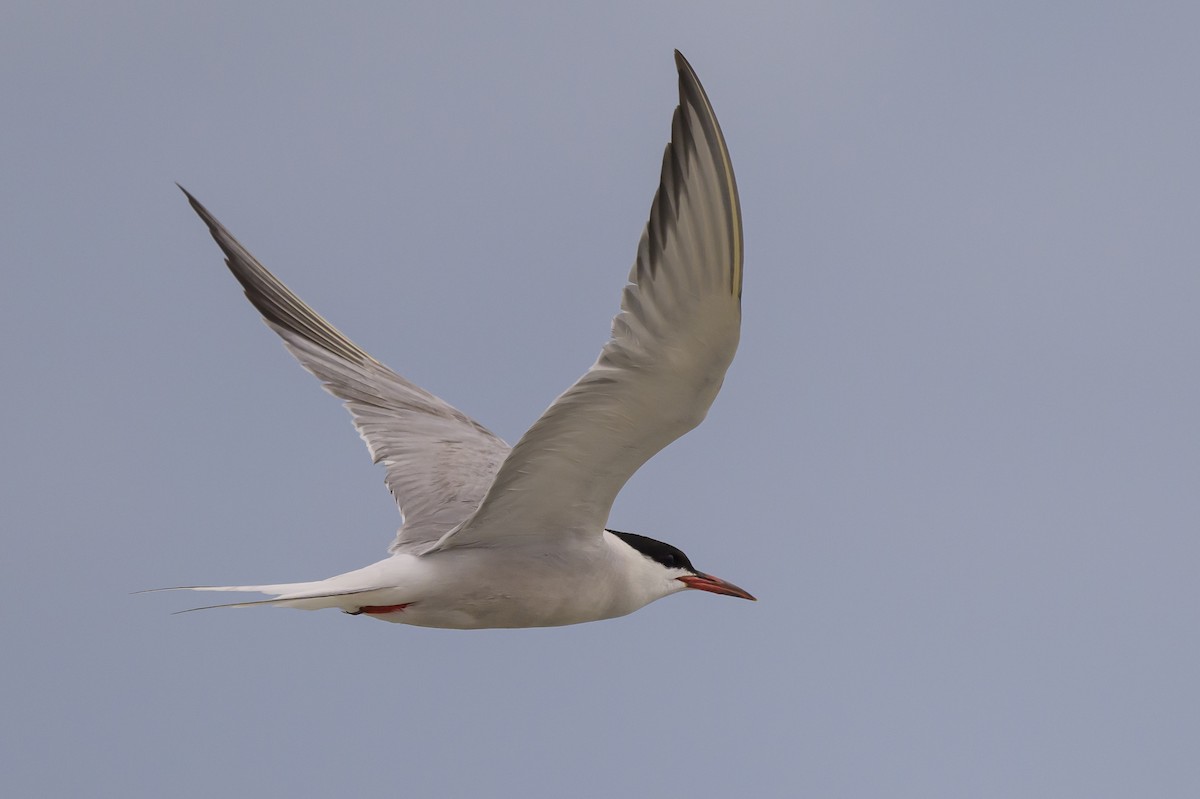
(673, 50), (701, 88)
(176, 184), (213, 227)
(672, 50), (710, 116)
(665, 50), (743, 301)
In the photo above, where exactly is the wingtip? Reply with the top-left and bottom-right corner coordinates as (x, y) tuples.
(176, 185), (224, 236)
(176, 183), (209, 220)
(664, 50), (742, 300)
(673, 50), (701, 84)
(671, 51), (708, 115)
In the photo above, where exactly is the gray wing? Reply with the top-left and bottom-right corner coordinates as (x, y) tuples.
(432, 51), (742, 551)
(180, 188), (511, 553)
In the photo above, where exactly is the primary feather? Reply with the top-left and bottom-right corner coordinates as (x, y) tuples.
(179, 189), (511, 554)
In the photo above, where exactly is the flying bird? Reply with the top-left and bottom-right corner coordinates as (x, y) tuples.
(165, 51), (752, 629)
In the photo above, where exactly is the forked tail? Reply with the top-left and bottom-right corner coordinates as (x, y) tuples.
(140, 581), (384, 614)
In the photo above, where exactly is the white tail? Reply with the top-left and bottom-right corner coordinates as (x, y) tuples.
(143, 581), (385, 613)
(147, 556), (416, 614)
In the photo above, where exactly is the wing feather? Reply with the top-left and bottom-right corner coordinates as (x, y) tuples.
(434, 52), (742, 550)
(180, 188), (510, 553)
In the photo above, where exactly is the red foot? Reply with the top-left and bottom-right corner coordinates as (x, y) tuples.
(358, 603), (412, 615)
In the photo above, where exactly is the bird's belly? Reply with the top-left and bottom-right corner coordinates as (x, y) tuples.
(369, 593), (633, 629)
(364, 558), (639, 629)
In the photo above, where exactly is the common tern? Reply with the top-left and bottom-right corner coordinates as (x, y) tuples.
(164, 51), (753, 629)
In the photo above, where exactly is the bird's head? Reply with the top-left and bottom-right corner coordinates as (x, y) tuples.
(608, 529), (756, 602)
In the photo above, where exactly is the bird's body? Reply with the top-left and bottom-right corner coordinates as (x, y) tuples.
(191, 531), (693, 629)
(164, 51), (754, 629)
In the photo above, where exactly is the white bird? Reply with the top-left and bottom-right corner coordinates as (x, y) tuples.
(164, 51), (753, 629)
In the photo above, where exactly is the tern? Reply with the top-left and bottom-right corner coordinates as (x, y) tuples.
(164, 51), (753, 629)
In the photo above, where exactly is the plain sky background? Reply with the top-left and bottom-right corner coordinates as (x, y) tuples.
(3, 2), (1198, 796)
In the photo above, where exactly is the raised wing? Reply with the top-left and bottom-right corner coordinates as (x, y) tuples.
(433, 51), (742, 551)
(180, 188), (511, 553)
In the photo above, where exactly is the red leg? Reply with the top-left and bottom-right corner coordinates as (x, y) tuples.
(357, 603), (412, 615)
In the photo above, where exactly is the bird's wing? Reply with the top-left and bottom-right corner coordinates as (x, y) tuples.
(431, 51), (741, 552)
(181, 188), (511, 553)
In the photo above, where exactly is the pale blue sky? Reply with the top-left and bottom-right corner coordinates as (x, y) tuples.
(3, 2), (1199, 796)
